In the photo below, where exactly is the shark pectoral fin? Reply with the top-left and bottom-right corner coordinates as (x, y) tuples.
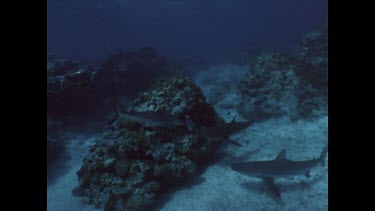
(262, 177), (281, 198)
(305, 170), (310, 178)
(275, 149), (287, 160)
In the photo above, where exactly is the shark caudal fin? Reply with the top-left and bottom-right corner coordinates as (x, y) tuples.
(319, 144), (328, 166)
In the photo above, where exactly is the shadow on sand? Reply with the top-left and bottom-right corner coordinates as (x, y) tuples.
(239, 170), (326, 203)
(151, 144), (264, 209)
(151, 145), (231, 210)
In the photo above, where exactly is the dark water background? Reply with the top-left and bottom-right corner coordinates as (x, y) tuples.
(47, 0), (327, 63)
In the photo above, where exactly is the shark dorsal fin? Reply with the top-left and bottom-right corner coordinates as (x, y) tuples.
(275, 149), (287, 160)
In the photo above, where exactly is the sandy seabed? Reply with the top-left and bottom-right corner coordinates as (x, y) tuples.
(160, 115), (328, 211)
(47, 65), (328, 211)
(47, 115), (328, 211)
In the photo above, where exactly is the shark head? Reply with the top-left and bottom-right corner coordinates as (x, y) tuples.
(198, 118), (253, 139)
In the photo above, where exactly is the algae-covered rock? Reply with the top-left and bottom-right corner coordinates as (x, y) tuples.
(237, 28), (327, 122)
(47, 56), (99, 94)
(128, 76), (222, 126)
(294, 25), (328, 68)
(73, 77), (222, 210)
(47, 55), (101, 117)
(294, 26), (328, 94)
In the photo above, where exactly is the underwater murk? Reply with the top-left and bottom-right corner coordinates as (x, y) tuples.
(47, 0), (328, 210)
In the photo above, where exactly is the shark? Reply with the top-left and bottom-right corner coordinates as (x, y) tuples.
(231, 144), (328, 198)
(124, 113), (253, 147)
(107, 98), (190, 129)
(107, 98), (252, 145)
(123, 110), (188, 128)
(196, 117), (253, 146)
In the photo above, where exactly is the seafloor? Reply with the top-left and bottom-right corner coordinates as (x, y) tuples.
(47, 65), (328, 211)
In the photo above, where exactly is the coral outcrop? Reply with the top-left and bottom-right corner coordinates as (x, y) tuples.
(127, 76), (221, 126)
(47, 55), (101, 116)
(73, 77), (222, 210)
(237, 27), (328, 121)
(47, 47), (182, 121)
(47, 56), (99, 94)
(294, 26), (328, 68)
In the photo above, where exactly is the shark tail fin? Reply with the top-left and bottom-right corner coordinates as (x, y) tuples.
(319, 144), (328, 166)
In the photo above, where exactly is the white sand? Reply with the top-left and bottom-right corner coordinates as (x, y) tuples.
(47, 116), (328, 211)
(47, 133), (100, 211)
(160, 116), (328, 211)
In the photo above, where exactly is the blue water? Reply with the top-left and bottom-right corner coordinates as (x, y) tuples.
(48, 0), (327, 63)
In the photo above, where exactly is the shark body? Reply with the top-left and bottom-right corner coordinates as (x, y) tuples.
(231, 144), (328, 198)
(197, 118), (253, 146)
(199, 118), (252, 139)
(108, 100), (251, 146)
(124, 110), (185, 127)
(124, 113), (252, 146)
(107, 98), (189, 128)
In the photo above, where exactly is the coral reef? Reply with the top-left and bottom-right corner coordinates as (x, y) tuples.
(47, 56), (101, 117)
(294, 26), (328, 94)
(73, 77), (223, 210)
(128, 76), (222, 126)
(47, 47), (179, 119)
(47, 56), (99, 94)
(237, 28), (328, 122)
(294, 25), (328, 68)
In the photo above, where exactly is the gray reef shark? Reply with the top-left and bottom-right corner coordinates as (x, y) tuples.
(118, 110), (189, 128)
(108, 100), (251, 146)
(231, 144), (328, 198)
(107, 99), (191, 128)
(125, 114), (253, 147)
(197, 117), (253, 146)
